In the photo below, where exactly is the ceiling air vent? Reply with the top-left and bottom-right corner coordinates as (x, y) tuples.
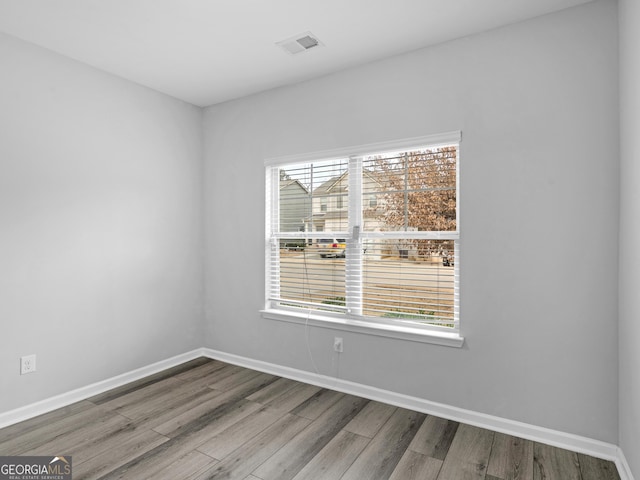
(277, 32), (323, 55)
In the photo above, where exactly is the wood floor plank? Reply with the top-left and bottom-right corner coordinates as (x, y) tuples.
(252, 395), (370, 480)
(408, 414), (459, 461)
(185, 363), (248, 390)
(155, 398), (263, 442)
(290, 388), (344, 420)
(533, 443), (581, 480)
(124, 386), (223, 430)
(487, 432), (534, 480)
(577, 453), (621, 480)
(141, 450), (217, 480)
(388, 450), (443, 480)
(98, 399), (266, 479)
(196, 406), (283, 460)
(87, 358), (212, 405)
(208, 367), (267, 391)
(152, 373), (276, 436)
(437, 423), (495, 480)
(117, 380), (221, 422)
(245, 377), (299, 403)
(96, 436), (217, 480)
(41, 416), (149, 467)
(173, 364), (258, 394)
(172, 359), (229, 382)
(96, 377), (184, 412)
(150, 392), (240, 437)
(193, 414), (311, 480)
(72, 429), (169, 479)
(0, 404), (114, 455)
(341, 408), (426, 480)
(291, 430), (370, 480)
(343, 400), (397, 438)
(254, 382), (321, 414)
(21, 410), (133, 459)
(0, 400), (95, 445)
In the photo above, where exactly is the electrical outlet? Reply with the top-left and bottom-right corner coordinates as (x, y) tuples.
(334, 337), (343, 353)
(20, 354), (36, 375)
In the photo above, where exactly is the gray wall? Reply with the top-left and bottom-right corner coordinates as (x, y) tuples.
(0, 33), (204, 412)
(619, 0), (640, 476)
(203, 0), (619, 443)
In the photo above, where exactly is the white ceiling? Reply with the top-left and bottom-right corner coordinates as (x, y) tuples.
(0, 0), (593, 107)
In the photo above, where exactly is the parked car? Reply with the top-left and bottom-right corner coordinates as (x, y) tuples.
(315, 238), (346, 258)
(442, 251), (454, 266)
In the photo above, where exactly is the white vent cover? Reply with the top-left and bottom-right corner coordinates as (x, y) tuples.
(277, 32), (323, 55)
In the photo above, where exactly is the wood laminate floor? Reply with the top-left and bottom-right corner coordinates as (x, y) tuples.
(0, 358), (621, 479)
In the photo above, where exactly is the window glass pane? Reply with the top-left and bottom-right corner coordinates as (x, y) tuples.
(362, 239), (455, 326)
(362, 147), (457, 232)
(268, 136), (460, 334)
(279, 174), (311, 233)
(277, 245), (346, 312)
(278, 159), (348, 235)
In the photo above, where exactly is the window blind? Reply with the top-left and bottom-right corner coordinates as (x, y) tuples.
(266, 135), (460, 333)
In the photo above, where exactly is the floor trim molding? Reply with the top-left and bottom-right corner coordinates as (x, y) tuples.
(617, 448), (636, 480)
(0, 348), (206, 430)
(203, 348), (635, 480)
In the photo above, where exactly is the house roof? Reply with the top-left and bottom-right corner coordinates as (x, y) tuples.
(313, 174), (345, 196)
(312, 169), (391, 195)
(280, 178), (309, 194)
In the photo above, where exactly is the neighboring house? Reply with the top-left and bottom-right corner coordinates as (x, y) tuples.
(308, 170), (387, 234)
(279, 179), (311, 245)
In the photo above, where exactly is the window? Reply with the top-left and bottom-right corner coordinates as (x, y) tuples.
(264, 132), (461, 346)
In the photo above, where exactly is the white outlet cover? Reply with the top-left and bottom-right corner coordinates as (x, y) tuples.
(20, 354), (36, 375)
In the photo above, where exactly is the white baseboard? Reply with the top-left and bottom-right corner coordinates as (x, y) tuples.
(0, 348), (205, 430)
(0, 347), (634, 480)
(202, 348), (635, 480)
(617, 448), (636, 480)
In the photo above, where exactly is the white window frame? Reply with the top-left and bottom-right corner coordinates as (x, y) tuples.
(262, 131), (463, 348)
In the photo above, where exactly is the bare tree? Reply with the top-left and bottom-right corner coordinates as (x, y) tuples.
(368, 146), (457, 258)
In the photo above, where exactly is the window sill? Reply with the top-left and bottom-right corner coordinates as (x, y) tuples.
(261, 309), (465, 348)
